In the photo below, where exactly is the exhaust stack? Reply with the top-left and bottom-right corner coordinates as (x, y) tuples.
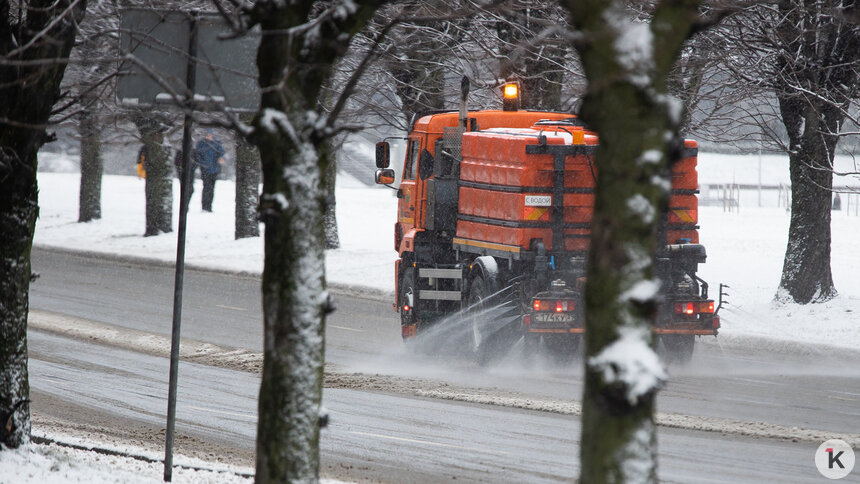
(459, 76), (470, 128)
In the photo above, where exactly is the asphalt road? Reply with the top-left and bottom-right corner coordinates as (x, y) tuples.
(29, 329), (825, 483)
(26, 247), (860, 482)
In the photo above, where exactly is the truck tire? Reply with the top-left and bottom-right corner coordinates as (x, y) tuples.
(659, 334), (694, 365)
(466, 271), (520, 366)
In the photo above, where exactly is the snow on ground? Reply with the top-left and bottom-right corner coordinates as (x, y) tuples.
(20, 151), (860, 481)
(0, 438), (351, 484)
(0, 440), (252, 484)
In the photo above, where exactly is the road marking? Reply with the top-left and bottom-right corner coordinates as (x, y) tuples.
(348, 430), (507, 455)
(39, 376), (71, 387)
(186, 405), (257, 421)
(827, 395), (858, 402)
(329, 325), (363, 333)
(216, 304), (246, 311)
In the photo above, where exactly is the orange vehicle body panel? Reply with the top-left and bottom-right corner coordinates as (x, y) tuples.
(454, 128), (700, 252)
(396, 111), (573, 257)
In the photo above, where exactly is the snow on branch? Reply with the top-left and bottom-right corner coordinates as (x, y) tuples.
(588, 327), (666, 406)
(260, 108), (299, 145)
(605, 3), (654, 87)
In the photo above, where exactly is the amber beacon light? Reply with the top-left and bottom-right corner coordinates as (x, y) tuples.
(502, 81), (520, 111)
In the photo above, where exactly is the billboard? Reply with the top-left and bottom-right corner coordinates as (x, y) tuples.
(118, 9), (260, 111)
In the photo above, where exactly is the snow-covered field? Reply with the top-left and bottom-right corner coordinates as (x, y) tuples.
(10, 150), (860, 481)
(33, 171), (395, 293)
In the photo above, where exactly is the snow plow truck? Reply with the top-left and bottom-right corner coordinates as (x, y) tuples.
(375, 82), (719, 364)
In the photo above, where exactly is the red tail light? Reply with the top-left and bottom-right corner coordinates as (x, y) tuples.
(533, 299), (575, 312)
(403, 304), (410, 312)
(673, 300), (715, 315)
(674, 302), (695, 315)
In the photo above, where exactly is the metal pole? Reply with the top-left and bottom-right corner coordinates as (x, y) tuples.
(164, 12), (198, 482)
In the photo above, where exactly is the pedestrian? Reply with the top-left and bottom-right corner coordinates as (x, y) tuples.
(174, 148), (194, 197)
(173, 148), (184, 179)
(136, 145), (147, 179)
(193, 129), (225, 212)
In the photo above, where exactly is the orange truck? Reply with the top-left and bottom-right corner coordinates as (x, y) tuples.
(375, 83), (719, 364)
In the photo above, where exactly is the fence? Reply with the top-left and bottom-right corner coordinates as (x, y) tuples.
(699, 183), (860, 215)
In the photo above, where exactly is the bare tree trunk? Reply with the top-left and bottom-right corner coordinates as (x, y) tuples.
(323, 139), (340, 249)
(769, 0), (858, 304)
(78, 101), (103, 222)
(255, 125), (327, 484)
(0, 154), (36, 449)
(777, 96), (839, 303)
(561, 1), (703, 482)
(0, 0), (86, 449)
(235, 124), (261, 239)
(250, 3), (382, 482)
(135, 115), (173, 236)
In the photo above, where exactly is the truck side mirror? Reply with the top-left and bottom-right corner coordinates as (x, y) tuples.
(375, 168), (395, 185)
(375, 142), (390, 168)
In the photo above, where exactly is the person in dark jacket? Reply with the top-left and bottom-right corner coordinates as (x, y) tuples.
(193, 130), (225, 212)
(174, 148), (194, 197)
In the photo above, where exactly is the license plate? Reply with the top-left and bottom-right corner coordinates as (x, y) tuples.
(532, 312), (575, 323)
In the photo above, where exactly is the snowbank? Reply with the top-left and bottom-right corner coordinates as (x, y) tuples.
(0, 440), (251, 484)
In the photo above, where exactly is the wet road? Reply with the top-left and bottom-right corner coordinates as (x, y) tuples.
(26, 247), (860, 482)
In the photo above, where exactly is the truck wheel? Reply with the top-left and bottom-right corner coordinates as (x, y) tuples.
(659, 335), (695, 365)
(467, 273), (521, 365)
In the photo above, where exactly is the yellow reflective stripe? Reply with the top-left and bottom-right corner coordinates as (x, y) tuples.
(453, 237), (521, 254)
(524, 207), (548, 221)
(672, 209), (695, 223)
